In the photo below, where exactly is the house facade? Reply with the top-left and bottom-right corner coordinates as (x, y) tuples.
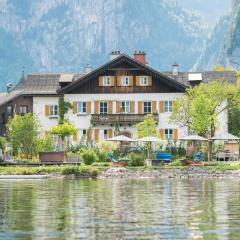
(0, 51), (236, 142)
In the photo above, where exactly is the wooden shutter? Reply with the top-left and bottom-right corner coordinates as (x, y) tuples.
(94, 129), (99, 142)
(108, 101), (113, 114)
(130, 101), (135, 113)
(174, 129), (178, 141)
(117, 76), (122, 86)
(110, 76), (115, 86)
(99, 76), (103, 86)
(159, 101), (164, 113)
(94, 101), (99, 114)
(116, 101), (121, 113)
(138, 101), (143, 114)
(108, 129), (113, 139)
(87, 101), (91, 114)
(129, 76), (133, 86)
(136, 76), (140, 86)
(73, 102), (77, 114)
(172, 101), (177, 112)
(152, 101), (156, 113)
(159, 129), (165, 140)
(73, 132), (78, 141)
(148, 76), (152, 86)
(44, 131), (49, 139)
(45, 105), (50, 116)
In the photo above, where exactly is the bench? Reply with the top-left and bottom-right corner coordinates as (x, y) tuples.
(145, 152), (173, 166)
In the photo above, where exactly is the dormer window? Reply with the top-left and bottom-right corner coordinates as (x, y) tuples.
(103, 76), (111, 86)
(122, 76), (129, 86)
(140, 76), (148, 86)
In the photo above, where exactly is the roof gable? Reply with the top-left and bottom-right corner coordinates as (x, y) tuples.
(58, 54), (187, 93)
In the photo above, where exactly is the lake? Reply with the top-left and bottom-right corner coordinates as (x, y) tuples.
(0, 178), (240, 239)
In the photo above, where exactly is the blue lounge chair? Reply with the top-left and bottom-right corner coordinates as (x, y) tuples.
(108, 153), (127, 167)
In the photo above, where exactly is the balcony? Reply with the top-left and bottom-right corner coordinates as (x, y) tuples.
(91, 113), (159, 125)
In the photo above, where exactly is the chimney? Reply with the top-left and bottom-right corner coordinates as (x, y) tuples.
(172, 63), (179, 76)
(110, 50), (121, 60)
(6, 83), (13, 93)
(84, 64), (92, 74)
(133, 50), (147, 65)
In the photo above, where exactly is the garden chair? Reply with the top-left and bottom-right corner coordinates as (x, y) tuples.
(108, 153), (128, 167)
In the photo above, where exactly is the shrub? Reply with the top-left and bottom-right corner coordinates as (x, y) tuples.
(91, 162), (110, 167)
(98, 140), (116, 154)
(35, 137), (55, 154)
(97, 151), (108, 162)
(169, 159), (183, 167)
(126, 152), (145, 167)
(81, 149), (98, 165)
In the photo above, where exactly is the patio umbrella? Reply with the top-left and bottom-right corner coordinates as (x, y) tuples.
(179, 135), (208, 141)
(137, 136), (163, 159)
(210, 133), (240, 142)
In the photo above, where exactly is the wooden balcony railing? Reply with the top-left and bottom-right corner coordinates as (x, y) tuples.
(91, 113), (159, 125)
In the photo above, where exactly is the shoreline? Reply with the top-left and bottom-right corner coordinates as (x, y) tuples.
(0, 166), (240, 179)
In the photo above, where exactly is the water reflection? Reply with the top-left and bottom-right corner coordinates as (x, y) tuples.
(0, 178), (240, 239)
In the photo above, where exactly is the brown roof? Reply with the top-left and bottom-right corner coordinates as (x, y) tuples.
(0, 91), (23, 106)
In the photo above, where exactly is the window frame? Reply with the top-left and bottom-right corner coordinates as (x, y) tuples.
(100, 101), (108, 115)
(49, 105), (58, 117)
(103, 129), (108, 139)
(164, 101), (173, 113)
(6, 105), (13, 115)
(143, 101), (152, 114)
(103, 76), (111, 86)
(77, 101), (87, 114)
(122, 76), (129, 86)
(19, 105), (28, 115)
(140, 76), (148, 86)
(121, 101), (131, 113)
(165, 129), (173, 140)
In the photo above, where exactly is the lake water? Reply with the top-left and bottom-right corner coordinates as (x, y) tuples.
(0, 178), (240, 240)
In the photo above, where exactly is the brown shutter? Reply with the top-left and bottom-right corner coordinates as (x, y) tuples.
(99, 76), (103, 86)
(174, 129), (178, 141)
(152, 101), (156, 113)
(148, 76), (152, 86)
(172, 101), (176, 112)
(108, 101), (113, 114)
(108, 129), (113, 139)
(110, 76), (115, 86)
(87, 101), (91, 114)
(73, 102), (77, 114)
(130, 101), (135, 113)
(45, 105), (50, 116)
(94, 101), (99, 114)
(116, 101), (121, 113)
(138, 101), (143, 114)
(44, 131), (49, 139)
(73, 132), (78, 141)
(159, 129), (165, 140)
(159, 101), (164, 113)
(129, 76), (133, 86)
(117, 76), (122, 86)
(94, 129), (99, 142)
(136, 76), (140, 86)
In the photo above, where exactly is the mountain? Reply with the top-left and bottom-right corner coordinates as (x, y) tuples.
(194, 0), (240, 70)
(0, 0), (207, 91)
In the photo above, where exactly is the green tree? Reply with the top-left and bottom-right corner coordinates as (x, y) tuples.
(58, 96), (72, 124)
(49, 121), (77, 150)
(135, 114), (158, 138)
(7, 113), (40, 158)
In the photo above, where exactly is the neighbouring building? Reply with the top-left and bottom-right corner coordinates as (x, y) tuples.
(0, 51), (238, 143)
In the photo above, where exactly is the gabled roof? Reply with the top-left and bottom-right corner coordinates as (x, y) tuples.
(0, 91), (23, 106)
(58, 54), (187, 93)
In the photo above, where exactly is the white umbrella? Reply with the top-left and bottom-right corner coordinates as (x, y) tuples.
(210, 133), (240, 141)
(137, 136), (163, 159)
(107, 135), (136, 142)
(179, 135), (208, 141)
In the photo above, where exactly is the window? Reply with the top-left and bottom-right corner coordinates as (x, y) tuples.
(77, 102), (87, 113)
(6, 106), (13, 115)
(50, 105), (58, 116)
(143, 101), (152, 113)
(140, 76), (148, 86)
(122, 76), (129, 86)
(121, 101), (130, 113)
(103, 130), (108, 139)
(19, 105), (28, 115)
(164, 101), (173, 112)
(103, 76), (111, 86)
(82, 129), (87, 140)
(100, 101), (108, 115)
(165, 129), (173, 140)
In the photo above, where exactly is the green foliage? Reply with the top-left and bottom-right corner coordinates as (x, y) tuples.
(7, 113), (40, 158)
(135, 114), (158, 138)
(213, 65), (227, 71)
(35, 137), (55, 154)
(169, 159), (183, 167)
(58, 96), (72, 124)
(126, 152), (145, 166)
(98, 140), (116, 154)
(0, 137), (6, 149)
(50, 121), (77, 139)
(81, 149), (98, 165)
(91, 162), (110, 167)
